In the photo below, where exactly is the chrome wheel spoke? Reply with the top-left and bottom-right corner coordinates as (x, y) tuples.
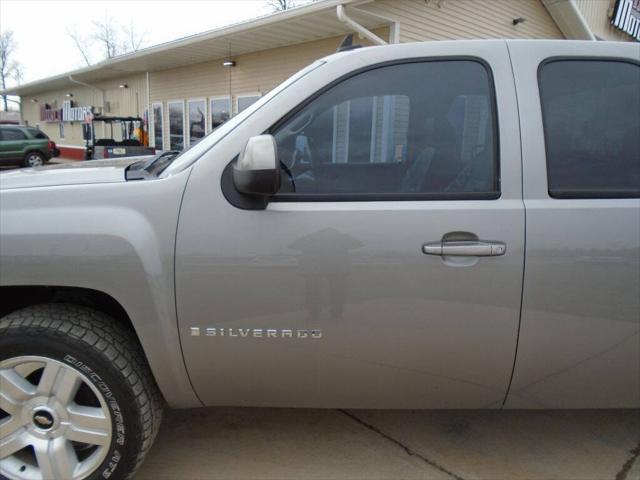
(34, 440), (55, 480)
(0, 415), (26, 441)
(53, 437), (79, 479)
(13, 361), (45, 378)
(0, 428), (30, 459)
(0, 369), (36, 403)
(35, 361), (62, 397)
(54, 369), (82, 406)
(37, 362), (81, 405)
(35, 437), (79, 480)
(66, 426), (110, 447)
(0, 391), (22, 416)
(67, 405), (111, 446)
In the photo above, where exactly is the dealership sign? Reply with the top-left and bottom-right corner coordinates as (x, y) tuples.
(40, 100), (93, 122)
(612, 0), (640, 41)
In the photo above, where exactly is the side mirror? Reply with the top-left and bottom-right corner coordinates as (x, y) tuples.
(233, 135), (280, 196)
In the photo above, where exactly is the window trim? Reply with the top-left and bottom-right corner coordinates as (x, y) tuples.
(268, 56), (500, 203)
(167, 99), (186, 151)
(209, 96), (232, 131)
(186, 97), (207, 147)
(537, 56), (640, 200)
(151, 102), (164, 150)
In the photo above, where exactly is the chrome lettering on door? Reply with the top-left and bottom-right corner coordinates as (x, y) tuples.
(189, 327), (322, 339)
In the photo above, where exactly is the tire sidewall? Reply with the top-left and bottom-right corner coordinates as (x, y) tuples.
(0, 331), (141, 480)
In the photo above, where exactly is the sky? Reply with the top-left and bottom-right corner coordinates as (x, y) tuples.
(0, 0), (304, 85)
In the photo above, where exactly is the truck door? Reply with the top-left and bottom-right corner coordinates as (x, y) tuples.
(175, 42), (525, 408)
(505, 41), (640, 408)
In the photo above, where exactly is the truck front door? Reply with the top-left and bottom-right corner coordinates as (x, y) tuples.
(175, 42), (525, 408)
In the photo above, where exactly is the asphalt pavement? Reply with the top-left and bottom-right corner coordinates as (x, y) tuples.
(135, 407), (640, 480)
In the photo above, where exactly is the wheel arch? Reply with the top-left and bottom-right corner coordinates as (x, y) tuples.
(0, 285), (201, 408)
(0, 285), (134, 335)
(23, 149), (46, 158)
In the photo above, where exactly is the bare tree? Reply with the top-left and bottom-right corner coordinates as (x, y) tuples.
(67, 15), (146, 66)
(93, 14), (124, 59)
(67, 28), (92, 66)
(267, 0), (298, 11)
(124, 21), (146, 52)
(0, 30), (23, 111)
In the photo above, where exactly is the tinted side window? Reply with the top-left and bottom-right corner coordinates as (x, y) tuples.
(539, 60), (640, 198)
(27, 128), (47, 139)
(1, 129), (27, 141)
(272, 60), (498, 199)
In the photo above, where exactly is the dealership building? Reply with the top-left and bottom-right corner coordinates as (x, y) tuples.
(4, 0), (639, 159)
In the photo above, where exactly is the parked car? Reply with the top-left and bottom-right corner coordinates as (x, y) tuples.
(0, 124), (59, 168)
(0, 40), (638, 480)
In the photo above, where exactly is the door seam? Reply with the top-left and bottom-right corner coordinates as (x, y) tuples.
(501, 40), (527, 408)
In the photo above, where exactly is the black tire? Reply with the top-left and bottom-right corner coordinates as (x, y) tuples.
(23, 151), (45, 168)
(0, 304), (163, 480)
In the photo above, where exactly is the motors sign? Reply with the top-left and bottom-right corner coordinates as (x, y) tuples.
(40, 100), (94, 123)
(612, 0), (640, 41)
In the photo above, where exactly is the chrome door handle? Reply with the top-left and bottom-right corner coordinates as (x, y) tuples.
(422, 240), (506, 257)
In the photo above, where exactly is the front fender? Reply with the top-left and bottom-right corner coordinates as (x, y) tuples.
(0, 169), (201, 408)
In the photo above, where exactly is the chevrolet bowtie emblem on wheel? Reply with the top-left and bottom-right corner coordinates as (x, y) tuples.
(190, 327), (322, 339)
(33, 412), (54, 429)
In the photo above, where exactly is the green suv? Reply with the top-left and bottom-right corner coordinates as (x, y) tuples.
(0, 125), (59, 168)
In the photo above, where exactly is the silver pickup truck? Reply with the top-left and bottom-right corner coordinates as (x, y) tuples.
(1, 40), (639, 480)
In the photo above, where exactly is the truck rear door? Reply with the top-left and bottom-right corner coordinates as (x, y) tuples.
(505, 40), (640, 408)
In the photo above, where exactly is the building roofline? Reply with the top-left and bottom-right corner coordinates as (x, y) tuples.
(2, 0), (367, 96)
(3, 0), (598, 97)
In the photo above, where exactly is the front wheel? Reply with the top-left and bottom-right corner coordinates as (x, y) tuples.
(23, 152), (45, 168)
(0, 304), (163, 480)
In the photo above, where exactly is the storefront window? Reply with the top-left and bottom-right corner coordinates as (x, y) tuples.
(210, 97), (231, 130)
(237, 94), (260, 114)
(187, 99), (206, 146)
(152, 103), (163, 150)
(168, 100), (185, 150)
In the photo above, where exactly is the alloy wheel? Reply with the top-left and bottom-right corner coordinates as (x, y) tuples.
(25, 154), (43, 167)
(0, 356), (112, 480)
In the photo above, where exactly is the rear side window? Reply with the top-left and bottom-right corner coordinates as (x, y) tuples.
(271, 60), (498, 200)
(27, 128), (48, 139)
(0, 128), (27, 141)
(539, 59), (640, 198)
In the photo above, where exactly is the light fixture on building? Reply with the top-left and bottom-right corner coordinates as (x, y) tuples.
(223, 59), (236, 67)
(31, 98), (38, 103)
(512, 17), (526, 25)
(119, 84), (128, 89)
(65, 93), (73, 97)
